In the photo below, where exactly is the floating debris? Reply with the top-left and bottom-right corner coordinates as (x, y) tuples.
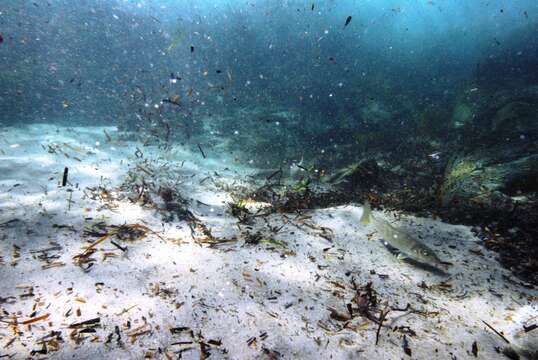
(69, 318), (101, 345)
(163, 94), (181, 106)
(402, 335), (412, 356)
(61, 167), (69, 186)
(73, 223), (161, 270)
(472, 340), (479, 357)
(30, 242), (65, 269)
(11, 244), (20, 266)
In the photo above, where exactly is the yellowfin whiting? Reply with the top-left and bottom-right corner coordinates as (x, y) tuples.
(360, 201), (447, 270)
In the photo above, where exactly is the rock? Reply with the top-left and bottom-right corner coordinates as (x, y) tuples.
(449, 85), (538, 134)
(359, 99), (393, 125)
(442, 85), (538, 212)
(450, 102), (475, 129)
(490, 100), (538, 138)
(440, 151), (538, 210)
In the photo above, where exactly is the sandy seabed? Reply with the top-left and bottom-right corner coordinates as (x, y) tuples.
(0, 124), (536, 359)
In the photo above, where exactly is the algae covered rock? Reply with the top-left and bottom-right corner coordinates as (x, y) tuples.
(442, 85), (538, 211)
(440, 150), (538, 209)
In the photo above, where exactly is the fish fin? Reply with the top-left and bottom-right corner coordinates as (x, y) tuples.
(359, 201), (371, 225)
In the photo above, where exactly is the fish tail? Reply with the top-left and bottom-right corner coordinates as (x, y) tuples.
(359, 201), (371, 225)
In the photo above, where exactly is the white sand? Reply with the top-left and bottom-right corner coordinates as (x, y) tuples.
(0, 124), (536, 359)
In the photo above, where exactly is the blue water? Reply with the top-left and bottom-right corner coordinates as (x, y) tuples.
(1, 0), (536, 125)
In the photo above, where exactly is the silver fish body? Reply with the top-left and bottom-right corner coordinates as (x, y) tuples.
(361, 202), (445, 269)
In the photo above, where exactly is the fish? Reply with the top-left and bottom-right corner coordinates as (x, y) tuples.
(0, 34), (4, 44)
(344, 16), (352, 28)
(311, 3), (315, 11)
(360, 201), (447, 270)
(428, 151), (441, 160)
